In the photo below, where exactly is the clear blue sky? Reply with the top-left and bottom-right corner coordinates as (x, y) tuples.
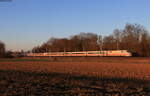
(0, 0), (150, 51)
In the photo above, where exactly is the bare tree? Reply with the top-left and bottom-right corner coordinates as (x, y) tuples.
(113, 29), (122, 50)
(97, 35), (103, 51)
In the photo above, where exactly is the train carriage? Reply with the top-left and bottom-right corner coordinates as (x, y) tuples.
(26, 50), (132, 57)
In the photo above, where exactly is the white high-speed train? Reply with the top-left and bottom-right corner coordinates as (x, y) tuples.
(26, 50), (132, 57)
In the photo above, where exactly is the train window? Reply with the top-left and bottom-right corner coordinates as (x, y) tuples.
(76, 53), (84, 54)
(100, 52), (105, 54)
(87, 52), (97, 54)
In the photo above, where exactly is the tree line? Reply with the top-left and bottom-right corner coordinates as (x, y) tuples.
(32, 23), (150, 57)
(0, 41), (5, 58)
(0, 41), (23, 58)
(1, 23), (150, 57)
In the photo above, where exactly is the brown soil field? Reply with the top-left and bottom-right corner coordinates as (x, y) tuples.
(0, 57), (150, 80)
(0, 57), (150, 96)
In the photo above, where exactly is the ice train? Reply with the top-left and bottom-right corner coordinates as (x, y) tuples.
(26, 50), (132, 57)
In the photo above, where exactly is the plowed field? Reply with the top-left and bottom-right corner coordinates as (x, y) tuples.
(0, 57), (150, 96)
